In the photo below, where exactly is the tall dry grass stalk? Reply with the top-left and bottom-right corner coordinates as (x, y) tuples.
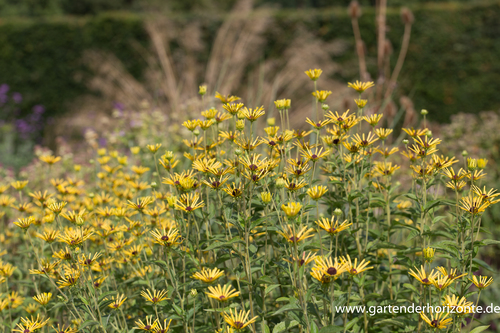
(56, 0), (354, 142)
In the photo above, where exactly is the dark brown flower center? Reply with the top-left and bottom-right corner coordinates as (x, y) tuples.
(327, 267), (337, 275)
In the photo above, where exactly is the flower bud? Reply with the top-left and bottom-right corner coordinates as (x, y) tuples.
(261, 192), (272, 204)
(236, 120), (245, 131)
(402, 139), (409, 145)
(477, 158), (488, 169)
(334, 208), (343, 216)
(198, 85), (207, 96)
(321, 104), (329, 111)
(276, 178), (286, 189)
(267, 117), (276, 126)
(421, 109), (428, 115)
(165, 151), (174, 160)
(467, 158), (477, 171)
(234, 149), (242, 156)
(461, 150), (468, 157)
(423, 247), (435, 262)
(193, 129), (200, 136)
(150, 182), (158, 189)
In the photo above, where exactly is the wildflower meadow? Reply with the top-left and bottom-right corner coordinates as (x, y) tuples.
(0, 67), (499, 333)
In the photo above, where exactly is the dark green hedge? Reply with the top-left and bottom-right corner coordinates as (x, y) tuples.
(0, 13), (148, 120)
(0, 1), (499, 127)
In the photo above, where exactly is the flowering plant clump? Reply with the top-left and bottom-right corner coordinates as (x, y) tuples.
(0, 69), (497, 333)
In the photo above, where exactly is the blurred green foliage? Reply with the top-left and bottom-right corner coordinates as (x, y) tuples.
(0, 13), (148, 120)
(0, 1), (498, 126)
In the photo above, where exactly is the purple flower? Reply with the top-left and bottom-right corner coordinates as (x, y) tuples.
(12, 92), (22, 103)
(113, 102), (124, 111)
(99, 137), (107, 147)
(0, 84), (9, 94)
(32, 105), (45, 115)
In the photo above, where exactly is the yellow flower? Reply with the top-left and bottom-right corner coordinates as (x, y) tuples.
(241, 106), (265, 122)
(130, 146), (141, 154)
(51, 324), (79, 333)
(134, 316), (159, 331)
(285, 252), (317, 267)
(222, 102), (244, 115)
(223, 183), (244, 199)
(312, 90), (332, 102)
(301, 147), (330, 162)
(352, 132), (378, 147)
(150, 228), (182, 248)
(347, 80), (375, 93)
(469, 275), (494, 290)
(340, 255), (373, 275)
(373, 162), (400, 177)
(459, 195), (490, 215)
(47, 201), (67, 214)
(131, 165), (150, 176)
(14, 216), (34, 230)
(141, 289), (169, 304)
(363, 114), (382, 126)
(175, 193), (205, 212)
(222, 309), (258, 330)
(307, 185), (328, 200)
(58, 270), (81, 288)
(147, 143), (162, 153)
(215, 92), (240, 104)
(316, 217), (352, 235)
(305, 69), (322, 81)
(281, 202), (302, 218)
(205, 284), (240, 302)
(430, 274), (453, 291)
(153, 319), (172, 333)
(420, 310), (452, 329)
(39, 155), (61, 165)
(192, 267), (224, 283)
(127, 196), (155, 211)
(354, 98), (367, 108)
(408, 265), (437, 286)
(274, 99), (291, 110)
(374, 128), (393, 140)
(278, 224), (315, 243)
(13, 315), (50, 333)
(33, 293), (52, 306)
(443, 295), (475, 316)
(305, 117), (332, 130)
(435, 267), (466, 281)
(313, 256), (347, 278)
(11, 180), (29, 190)
(57, 228), (94, 247)
(199, 85), (207, 95)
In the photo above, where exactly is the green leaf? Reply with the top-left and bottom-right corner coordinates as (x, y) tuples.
(79, 320), (100, 330)
(272, 303), (301, 316)
(310, 321), (319, 333)
(319, 326), (344, 333)
(172, 303), (184, 317)
(153, 260), (169, 271)
(473, 258), (496, 272)
(272, 320), (299, 333)
(77, 295), (89, 306)
(374, 319), (406, 328)
(469, 326), (490, 333)
(403, 283), (418, 293)
(264, 284), (281, 297)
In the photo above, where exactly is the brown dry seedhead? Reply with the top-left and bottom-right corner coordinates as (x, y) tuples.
(349, 1), (362, 19)
(401, 7), (415, 25)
